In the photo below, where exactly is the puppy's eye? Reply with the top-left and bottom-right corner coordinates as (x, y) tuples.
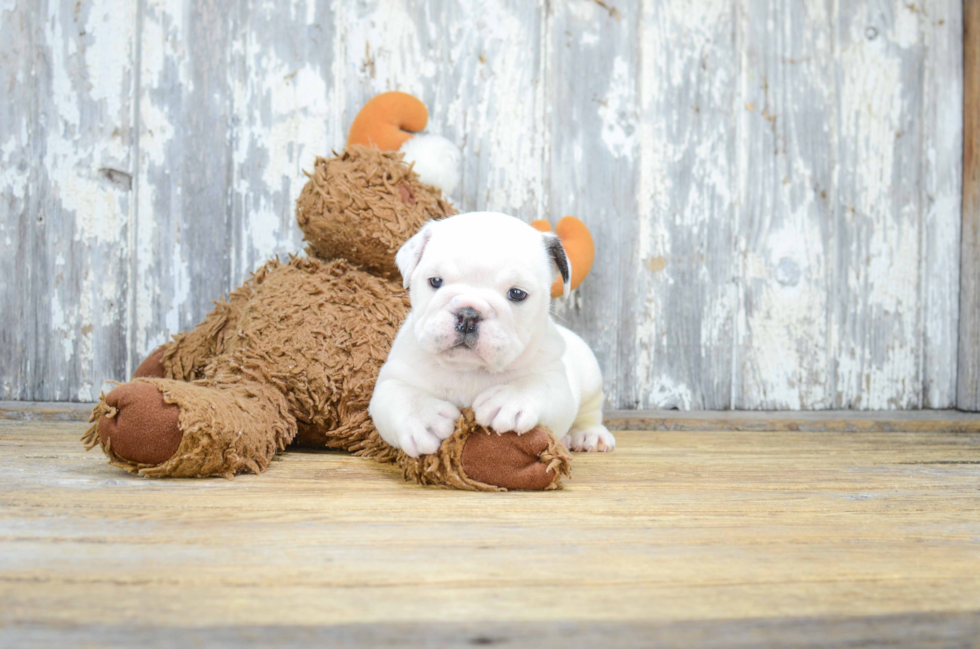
(507, 288), (528, 302)
(428, 277), (443, 289)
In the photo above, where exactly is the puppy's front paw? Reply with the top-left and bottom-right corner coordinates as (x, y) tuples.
(473, 385), (540, 434)
(400, 399), (461, 457)
(562, 426), (616, 452)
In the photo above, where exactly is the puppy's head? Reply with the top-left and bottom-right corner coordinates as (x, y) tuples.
(396, 212), (571, 372)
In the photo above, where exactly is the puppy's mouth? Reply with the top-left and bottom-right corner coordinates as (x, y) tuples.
(440, 336), (485, 365)
(452, 333), (479, 350)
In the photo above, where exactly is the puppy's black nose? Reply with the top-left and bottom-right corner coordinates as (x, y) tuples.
(455, 307), (481, 335)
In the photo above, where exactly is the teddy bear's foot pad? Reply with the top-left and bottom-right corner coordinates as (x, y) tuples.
(94, 382), (183, 465)
(461, 427), (567, 490)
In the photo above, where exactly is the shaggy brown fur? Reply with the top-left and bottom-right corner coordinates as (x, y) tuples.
(82, 147), (571, 490)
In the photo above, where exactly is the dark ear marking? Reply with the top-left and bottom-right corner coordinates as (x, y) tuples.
(543, 233), (571, 297)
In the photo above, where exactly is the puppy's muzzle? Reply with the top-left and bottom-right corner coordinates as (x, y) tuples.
(454, 307), (481, 347)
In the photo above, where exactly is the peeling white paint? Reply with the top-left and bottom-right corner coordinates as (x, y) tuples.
(566, 0), (598, 22)
(343, 2), (438, 90)
(453, 5), (545, 215)
(739, 219), (831, 409)
(165, 251), (190, 336)
(891, 3), (920, 49)
(135, 0), (182, 359)
(62, 173), (128, 243)
(921, 0), (964, 407)
(597, 57), (636, 161)
(731, 0), (839, 410)
(0, 0), (965, 408)
(0, 131), (29, 203)
(634, 0), (738, 408)
(43, 3), (130, 246)
(83, 0), (132, 122)
(230, 48), (329, 264)
(0, 0), (136, 399)
(835, 1), (925, 409)
(49, 291), (76, 367)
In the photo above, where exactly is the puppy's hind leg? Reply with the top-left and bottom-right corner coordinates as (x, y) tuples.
(561, 390), (616, 452)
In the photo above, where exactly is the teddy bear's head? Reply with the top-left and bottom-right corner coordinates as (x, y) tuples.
(296, 145), (456, 278)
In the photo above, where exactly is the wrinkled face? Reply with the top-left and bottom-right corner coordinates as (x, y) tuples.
(397, 212), (570, 372)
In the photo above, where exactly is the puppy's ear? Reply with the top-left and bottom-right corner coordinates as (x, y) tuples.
(396, 222), (434, 288)
(543, 232), (572, 298)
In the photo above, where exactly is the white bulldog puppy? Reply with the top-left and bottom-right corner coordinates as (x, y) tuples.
(369, 211), (616, 458)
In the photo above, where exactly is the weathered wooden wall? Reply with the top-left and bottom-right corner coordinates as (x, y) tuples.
(0, 0), (965, 409)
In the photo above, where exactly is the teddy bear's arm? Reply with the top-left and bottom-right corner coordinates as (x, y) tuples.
(161, 296), (245, 382)
(133, 258), (284, 382)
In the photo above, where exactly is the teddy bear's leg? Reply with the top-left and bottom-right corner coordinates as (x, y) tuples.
(396, 409), (573, 491)
(83, 378), (297, 478)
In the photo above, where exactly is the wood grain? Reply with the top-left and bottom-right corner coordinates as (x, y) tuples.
(922, 0), (964, 408)
(0, 0), (967, 410)
(735, 0), (835, 409)
(835, 0), (924, 409)
(636, 0), (738, 409)
(0, 0), (137, 401)
(961, 0), (980, 411)
(1, 420), (978, 645)
(549, 1), (641, 409)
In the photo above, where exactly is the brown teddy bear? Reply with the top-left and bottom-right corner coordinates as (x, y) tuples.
(82, 92), (592, 491)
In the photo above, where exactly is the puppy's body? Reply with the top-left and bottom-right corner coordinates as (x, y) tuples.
(370, 212), (614, 458)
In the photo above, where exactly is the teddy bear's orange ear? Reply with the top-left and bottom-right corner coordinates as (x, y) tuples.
(347, 91), (429, 151)
(531, 217), (595, 298)
(346, 92), (461, 196)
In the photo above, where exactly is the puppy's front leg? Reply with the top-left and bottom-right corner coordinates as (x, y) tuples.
(472, 369), (575, 437)
(369, 379), (461, 458)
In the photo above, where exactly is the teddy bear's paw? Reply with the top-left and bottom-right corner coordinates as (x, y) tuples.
(97, 382), (183, 465)
(561, 426), (616, 453)
(460, 425), (567, 490)
(472, 385), (540, 434)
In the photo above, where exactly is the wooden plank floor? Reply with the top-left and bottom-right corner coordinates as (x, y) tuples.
(1, 416), (979, 647)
